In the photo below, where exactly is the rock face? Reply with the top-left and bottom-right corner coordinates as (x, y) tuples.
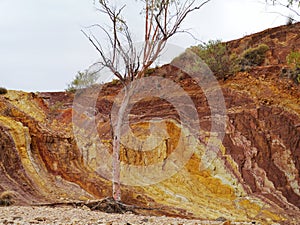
(1, 23), (300, 224)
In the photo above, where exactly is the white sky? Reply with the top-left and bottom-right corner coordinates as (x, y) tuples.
(0, 0), (298, 91)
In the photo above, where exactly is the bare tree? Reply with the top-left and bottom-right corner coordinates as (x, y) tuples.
(268, 0), (299, 6)
(265, 0), (300, 20)
(82, 0), (210, 202)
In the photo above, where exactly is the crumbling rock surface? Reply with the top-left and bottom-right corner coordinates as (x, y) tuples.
(1, 23), (300, 224)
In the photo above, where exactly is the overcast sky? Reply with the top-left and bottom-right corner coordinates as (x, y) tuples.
(0, 0), (297, 92)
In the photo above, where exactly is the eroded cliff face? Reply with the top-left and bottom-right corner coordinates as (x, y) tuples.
(1, 23), (300, 224)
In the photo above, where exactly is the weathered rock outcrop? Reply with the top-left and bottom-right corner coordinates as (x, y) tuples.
(1, 23), (300, 224)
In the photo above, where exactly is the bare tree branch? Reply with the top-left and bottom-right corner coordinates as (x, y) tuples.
(264, 0), (300, 18)
(84, 0), (211, 201)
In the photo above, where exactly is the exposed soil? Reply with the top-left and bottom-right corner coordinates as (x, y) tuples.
(0, 206), (259, 225)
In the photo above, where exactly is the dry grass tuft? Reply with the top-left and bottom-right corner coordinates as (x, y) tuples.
(0, 87), (7, 95)
(0, 191), (16, 206)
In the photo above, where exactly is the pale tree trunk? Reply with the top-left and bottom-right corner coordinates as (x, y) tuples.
(112, 85), (130, 201)
(85, 0), (212, 202)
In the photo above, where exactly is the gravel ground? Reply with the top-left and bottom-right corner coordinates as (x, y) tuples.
(0, 206), (261, 225)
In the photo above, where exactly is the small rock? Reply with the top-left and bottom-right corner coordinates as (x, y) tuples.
(105, 222), (113, 225)
(80, 205), (90, 211)
(34, 217), (47, 222)
(0, 220), (8, 225)
(71, 218), (80, 223)
(12, 216), (23, 221)
(216, 217), (227, 222)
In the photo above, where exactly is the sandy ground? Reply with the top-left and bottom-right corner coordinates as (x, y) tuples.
(0, 206), (261, 225)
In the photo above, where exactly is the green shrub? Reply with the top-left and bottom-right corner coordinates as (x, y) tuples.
(281, 67), (300, 84)
(111, 79), (121, 85)
(189, 40), (238, 80)
(284, 51), (300, 84)
(287, 51), (300, 69)
(144, 67), (156, 77)
(66, 70), (98, 92)
(239, 44), (269, 69)
(173, 41), (270, 80)
(66, 86), (76, 93)
(0, 87), (7, 95)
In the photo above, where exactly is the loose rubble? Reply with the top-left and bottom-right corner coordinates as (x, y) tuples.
(0, 206), (260, 225)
